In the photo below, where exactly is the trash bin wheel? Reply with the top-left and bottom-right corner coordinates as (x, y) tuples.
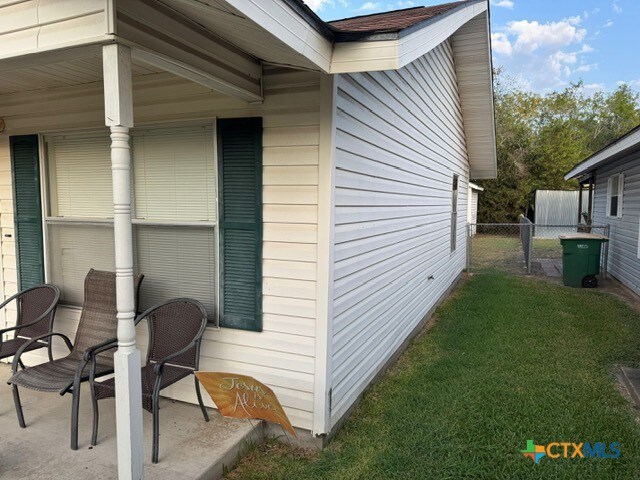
(582, 275), (598, 288)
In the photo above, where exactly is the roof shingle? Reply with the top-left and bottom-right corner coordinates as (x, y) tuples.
(327, 2), (468, 34)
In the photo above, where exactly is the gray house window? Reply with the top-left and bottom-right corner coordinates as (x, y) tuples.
(451, 174), (459, 252)
(607, 173), (624, 218)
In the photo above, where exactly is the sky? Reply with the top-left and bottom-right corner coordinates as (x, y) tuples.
(307, 0), (640, 94)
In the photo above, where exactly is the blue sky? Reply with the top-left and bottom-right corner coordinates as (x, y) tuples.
(307, 0), (639, 93)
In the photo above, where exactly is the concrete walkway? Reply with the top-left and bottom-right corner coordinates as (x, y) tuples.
(0, 364), (261, 479)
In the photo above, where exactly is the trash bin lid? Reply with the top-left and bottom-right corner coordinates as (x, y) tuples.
(558, 233), (609, 241)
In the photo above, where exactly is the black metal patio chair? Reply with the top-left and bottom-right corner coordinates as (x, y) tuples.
(90, 298), (210, 463)
(0, 284), (60, 365)
(8, 269), (143, 450)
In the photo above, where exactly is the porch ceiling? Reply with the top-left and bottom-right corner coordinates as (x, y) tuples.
(0, 51), (161, 96)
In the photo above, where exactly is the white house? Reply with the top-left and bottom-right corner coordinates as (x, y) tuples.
(0, 0), (496, 477)
(566, 124), (640, 293)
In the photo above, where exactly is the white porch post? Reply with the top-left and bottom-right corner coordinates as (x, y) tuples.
(103, 43), (145, 480)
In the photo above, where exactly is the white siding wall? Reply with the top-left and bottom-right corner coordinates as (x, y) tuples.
(592, 151), (640, 294)
(468, 189), (479, 224)
(0, 67), (320, 430)
(330, 40), (469, 425)
(0, 0), (110, 60)
(0, 137), (14, 320)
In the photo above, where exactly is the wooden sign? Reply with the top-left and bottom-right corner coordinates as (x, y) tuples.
(195, 371), (296, 437)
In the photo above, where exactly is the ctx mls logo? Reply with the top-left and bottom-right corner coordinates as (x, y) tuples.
(521, 440), (621, 464)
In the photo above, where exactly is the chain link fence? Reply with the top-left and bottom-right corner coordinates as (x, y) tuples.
(467, 219), (610, 279)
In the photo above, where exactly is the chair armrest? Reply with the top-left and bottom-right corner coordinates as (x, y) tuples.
(152, 340), (199, 375)
(82, 337), (118, 362)
(73, 338), (117, 393)
(11, 332), (73, 373)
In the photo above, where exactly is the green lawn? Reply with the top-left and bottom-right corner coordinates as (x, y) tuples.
(532, 237), (562, 259)
(470, 235), (526, 274)
(470, 235), (564, 274)
(227, 274), (640, 480)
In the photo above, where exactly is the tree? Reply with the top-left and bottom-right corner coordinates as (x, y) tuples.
(476, 71), (640, 223)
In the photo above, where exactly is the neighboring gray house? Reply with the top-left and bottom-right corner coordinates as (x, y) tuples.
(0, 0), (496, 473)
(566, 124), (640, 293)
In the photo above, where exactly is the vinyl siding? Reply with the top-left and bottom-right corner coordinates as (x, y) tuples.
(0, 67), (320, 430)
(0, 137), (14, 327)
(0, 0), (110, 60)
(469, 189), (478, 224)
(330, 40), (469, 426)
(592, 151), (640, 294)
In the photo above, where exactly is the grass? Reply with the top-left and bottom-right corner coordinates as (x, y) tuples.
(470, 235), (526, 274)
(470, 235), (565, 274)
(227, 274), (640, 480)
(532, 237), (562, 259)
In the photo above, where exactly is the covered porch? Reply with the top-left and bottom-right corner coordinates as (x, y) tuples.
(0, 363), (261, 479)
(0, 1), (327, 478)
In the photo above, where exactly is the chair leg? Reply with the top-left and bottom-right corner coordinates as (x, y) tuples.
(70, 385), (81, 450)
(11, 384), (26, 428)
(194, 376), (209, 422)
(90, 384), (99, 446)
(152, 393), (160, 464)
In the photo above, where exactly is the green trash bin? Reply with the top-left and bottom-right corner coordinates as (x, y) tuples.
(559, 234), (609, 288)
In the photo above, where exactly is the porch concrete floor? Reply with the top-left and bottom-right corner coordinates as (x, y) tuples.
(0, 364), (261, 479)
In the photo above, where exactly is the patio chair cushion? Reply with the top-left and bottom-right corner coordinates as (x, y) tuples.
(93, 363), (192, 412)
(0, 338), (46, 360)
(9, 356), (114, 393)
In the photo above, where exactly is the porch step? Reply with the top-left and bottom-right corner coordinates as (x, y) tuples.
(0, 363), (263, 479)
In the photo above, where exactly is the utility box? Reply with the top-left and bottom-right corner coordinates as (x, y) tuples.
(559, 234), (609, 288)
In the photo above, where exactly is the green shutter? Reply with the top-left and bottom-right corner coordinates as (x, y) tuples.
(218, 118), (263, 331)
(10, 135), (44, 290)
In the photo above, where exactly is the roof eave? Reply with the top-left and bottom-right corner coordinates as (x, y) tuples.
(565, 125), (640, 180)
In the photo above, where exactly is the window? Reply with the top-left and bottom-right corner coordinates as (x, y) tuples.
(451, 174), (459, 252)
(607, 173), (624, 218)
(131, 126), (217, 318)
(44, 125), (218, 320)
(45, 134), (115, 305)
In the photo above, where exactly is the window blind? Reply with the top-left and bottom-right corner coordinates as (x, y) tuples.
(48, 135), (113, 218)
(135, 225), (216, 318)
(48, 223), (115, 305)
(45, 126), (218, 319)
(132, 126), (216, 222)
